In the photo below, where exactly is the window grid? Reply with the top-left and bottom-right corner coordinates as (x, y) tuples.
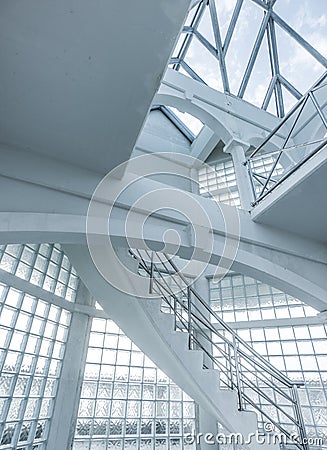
(209, 274), (317, 323)
(0, 283), (71, 450)
(235, 324), (327, 445)
(198, 159), (240, 207)
(250, 153), (285, 195)
(198, 153), (285, 208)
(210, 275), (327, 447)
(73, 318), (196, 450)
(0, 244), (79, 302)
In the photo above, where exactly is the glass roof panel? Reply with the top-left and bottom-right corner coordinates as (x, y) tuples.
(168, 107), (204, 136)
(171, 0), (327, 118)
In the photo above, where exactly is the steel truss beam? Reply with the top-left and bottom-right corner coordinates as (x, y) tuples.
(170, 0), (327, 118)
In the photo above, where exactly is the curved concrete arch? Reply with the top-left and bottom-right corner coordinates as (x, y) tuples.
(1, 209), (326, 311)
(155, 91), (233, 145)
(157, 69), (283, 148)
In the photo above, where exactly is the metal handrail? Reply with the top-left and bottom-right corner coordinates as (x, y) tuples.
(246, 71), (327, 205)
(132, 249), (309, 450)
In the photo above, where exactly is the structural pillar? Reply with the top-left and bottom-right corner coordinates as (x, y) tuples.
(223, 139), (254, 211)
(193, 275), (219, 449)
(46, 281), (94, 450)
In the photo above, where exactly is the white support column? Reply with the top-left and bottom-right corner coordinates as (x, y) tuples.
(223, 139), (254, 211)
(47, 281), (94, 450)
(195, 404), (219, 450)
(192, 274), (219, 449)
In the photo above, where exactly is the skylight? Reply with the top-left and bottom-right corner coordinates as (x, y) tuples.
(152, 105), (204, 141)
(170, 0), (327, 117)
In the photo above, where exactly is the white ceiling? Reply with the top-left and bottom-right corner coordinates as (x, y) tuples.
(0, 0), (189, 173)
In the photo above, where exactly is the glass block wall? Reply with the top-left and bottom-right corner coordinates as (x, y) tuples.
(209, 274), (327, 447)
(210, 273), (318, 322)
(73, 318), (197, 450)
(0, 283), (71, 449)
(0, 244), (79, 302)
(198, 158), (240, 207)
(198, 153), (285, 207)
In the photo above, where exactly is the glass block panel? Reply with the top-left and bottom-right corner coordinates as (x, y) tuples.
(155, 419), (167, 434)
(74, 318), (196, 449)
(73, 441), (90, 450)
(141, 420), (153, 435)
(126, 420), (138, 435)
(142, 401), (154, 418)
(113, 383), (127, 399)
(170, 402), (182, 418)
(97, 382), (112, 399)
(39, 398), (52, 418)
(0, 374), (14, 396)
(111, 400), (125, 418)
(82, 381), (98, 398)
(95, 400), (110, 417)
(76, 419), (92, 436)
(18, 421), (32, 442)
(107, 440), (122, 450)
(124, 439), (138, 450)
(7, 397), (23, 420)
(126, 401), (140, 418)
(140, 439), (153, 450)
(14, 375), (29, 396)
(156, 402), (168, 418)
(1, 422), (17, 445)
(4, 351), (20, 372)
(30, 377), (44, 396)
(109, 419), (123, 435)
(90, 440), (107, 450)
(24, 398), (38, 420)
(93, 419), (107, 436)
(78, 399), (95, 417)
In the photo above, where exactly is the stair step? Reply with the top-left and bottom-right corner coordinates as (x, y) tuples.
(142, 298), (162, 316)
(184, 349), (204, 373)
(169, 330), (189, 351)
(200, 368), (220, 390)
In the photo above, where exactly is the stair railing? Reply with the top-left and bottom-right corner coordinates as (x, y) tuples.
(131, 249), (309, 450)
(245, 71), (327, 206)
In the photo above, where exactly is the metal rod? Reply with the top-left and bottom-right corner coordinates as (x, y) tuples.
(247, 161), (258, 202)
(187, 286), (192, 349)
(255, 138), (327, 203)
(259, 151), (282, 197)
(149, 251), (154, 294)
(309, 91), (327, 129)
(133, 249), (308, 448)
(292, 385), (310, 450)
(227, 345), (234, 390)
(163, 254), (295, 387)
(233, 335), (244, 410)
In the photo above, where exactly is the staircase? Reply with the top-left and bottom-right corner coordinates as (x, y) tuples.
(63, 244), (308, 450)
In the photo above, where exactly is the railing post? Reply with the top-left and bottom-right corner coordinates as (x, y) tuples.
(227, 344), (234, 390)
(149, 251), (154, 294)
(173, 294), (177, 331)
(233, 336), (244, 411)
(187, 286), (193, 350)
(246, 161), (258, 205)
(292, 385), (309, 450)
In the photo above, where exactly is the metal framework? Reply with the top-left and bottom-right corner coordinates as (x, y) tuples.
(246, 72), (327, 205)
(132, 249), (309, 450)
(171, 0), (327, 117)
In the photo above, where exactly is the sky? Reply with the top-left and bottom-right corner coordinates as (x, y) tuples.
(169, 0), (327, 133)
